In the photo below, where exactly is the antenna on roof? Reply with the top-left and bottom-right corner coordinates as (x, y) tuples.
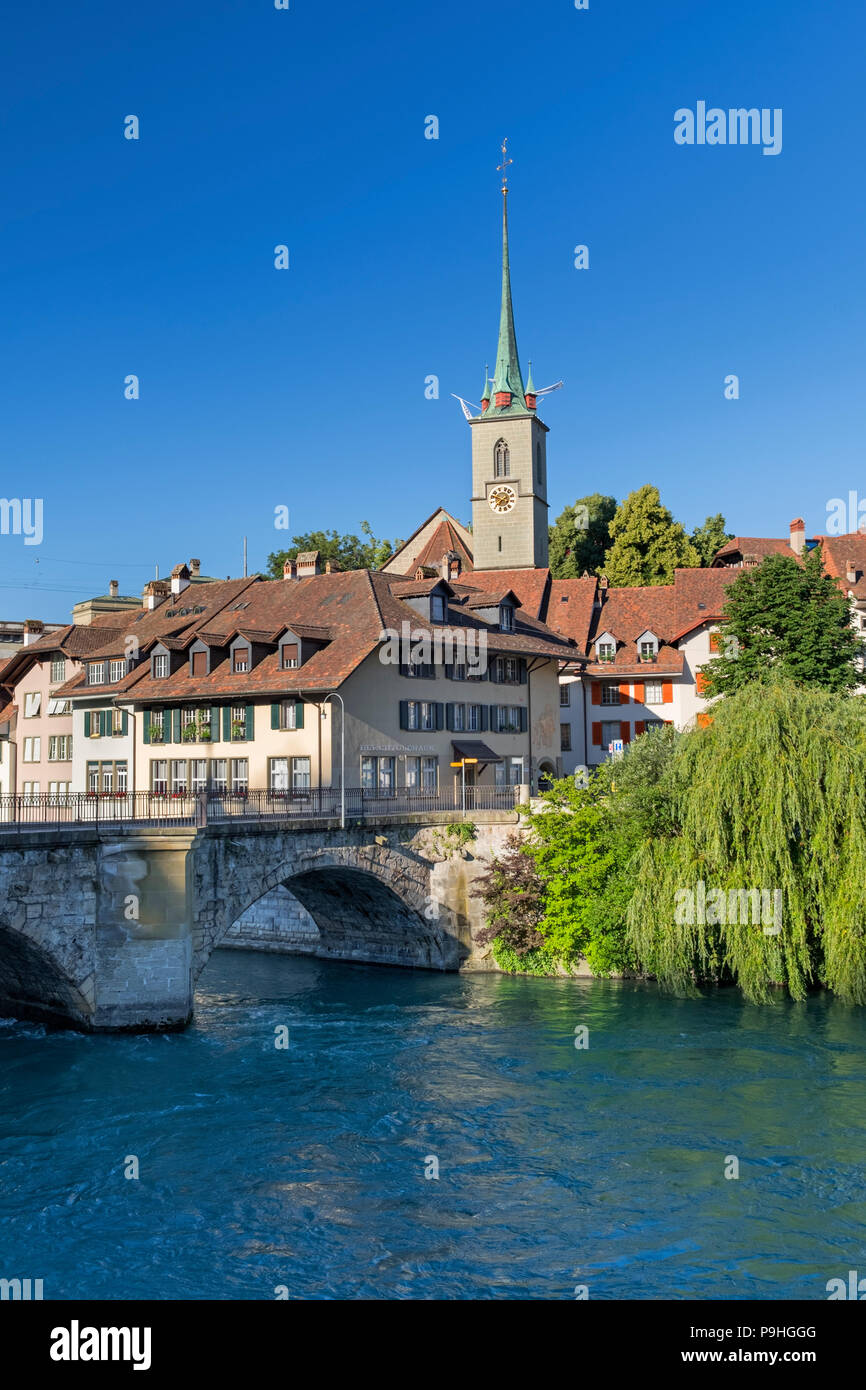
(243, 537), (248, 578)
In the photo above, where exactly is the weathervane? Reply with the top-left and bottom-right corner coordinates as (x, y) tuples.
(497, 137), (512, 194)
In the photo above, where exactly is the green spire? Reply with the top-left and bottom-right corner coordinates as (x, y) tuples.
(488, 189), (528, 414)
(525, 360), (535, 395)
(481, 363), (491, 400)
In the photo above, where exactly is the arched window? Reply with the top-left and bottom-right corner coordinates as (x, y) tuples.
(494, 440), (510, 478)
(536, 443), (543, 484)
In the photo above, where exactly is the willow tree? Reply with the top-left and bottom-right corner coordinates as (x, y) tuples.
(627, 682), (866, 1003)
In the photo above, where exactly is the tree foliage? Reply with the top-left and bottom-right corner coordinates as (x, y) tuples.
(266, 520), (401, 578)
(627, 682), (866, 1004)
(603, 485), (701, 586)
(690, 512), (732, 567)
(473, 834), (547, 956)
(700, 549), (860, 697)
(548, 493), (617, 578)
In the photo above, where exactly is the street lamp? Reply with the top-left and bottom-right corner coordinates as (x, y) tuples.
(449, 756), (477, 816)
(324, 693), (345, 829)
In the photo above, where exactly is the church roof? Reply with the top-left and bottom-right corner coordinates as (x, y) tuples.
(484, 190), (531, 417)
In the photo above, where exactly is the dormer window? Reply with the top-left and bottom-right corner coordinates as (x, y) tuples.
(281, 642), (299, 670)
(637, 631), (659, 663)
(88, 662), (105, 685)
(152, 654), (168, 679)
(233, 646), (250, 673)
(431, 594), (447, 623)
(191, 648), (208, 676)
(109, 659), (125, 683)
(597, 642), (615, 663)
(499, 604), (514, 632)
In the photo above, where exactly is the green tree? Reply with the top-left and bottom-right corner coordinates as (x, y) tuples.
(627, 682), (866, 1003)
(690, 512), (732, 567)
(548, 493), (617, 578)
(700, 549), (860, 697)
(266, 521), (401, 578)
(602, 485), (701, 586)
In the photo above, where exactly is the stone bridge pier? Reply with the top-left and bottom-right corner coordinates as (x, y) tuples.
(0, 814), (518, 1032)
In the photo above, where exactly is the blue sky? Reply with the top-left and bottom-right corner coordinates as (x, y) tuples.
(1, 0), (863, 619)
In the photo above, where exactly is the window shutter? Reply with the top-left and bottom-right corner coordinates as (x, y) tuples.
(444, 664), (453, 681)
(489, 660), (499, 684)
(245, 705), (254, 740)
(399, 700), (409, 730)
(620, 721), (631, 744)
(696, 671), (707, 695)
(294, 702), (304, 729)
(479, 705), (488, 731)
(634, 720), (646, 736)
(662, 682), (673, 703)
(398, 662), (408, 678)
(222, 707), (231, 742)
(142, 710), (150, 744)
(591, 683), (602, 706)
(618, 683), (630, 703)
(445, 703), (455, 731)
(271, 703), (279, 730)
(634, 682), (645, 703)
(709, 632), (720, 653)
(489, 704), (500, 732)
(434, 703), (444, 730)
(697, 712), (713, 729)
(519, 707), (528, 732)
(211, 706), (220, 742)
(84, 711), (92, 738)
(122, 710), (129, 735)
(519, 660), (527, 684)
(173, 709), (182, 742)
(591, 721), (602, 746)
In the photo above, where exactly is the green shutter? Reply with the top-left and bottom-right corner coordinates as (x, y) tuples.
(172, 709), (182, 743)
(271, 703), (279, 730)
(84, 711), (91, 738)
(399, 699), (409, 730)
(122, 709), (129, 735)
(142, 709), (150, 744)
(520, 707), (528, 732)
(101, 710), (110, 737)
(245, 704), (254, 741)
(445, 703), (455, 731)
(434, 702), (444, 731)
(211, 706), (220, 743)
(223, 706), (231, 742)
(295, 702), (304, 730)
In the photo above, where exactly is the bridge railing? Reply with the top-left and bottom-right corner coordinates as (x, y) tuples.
(0, 785), (521, 830)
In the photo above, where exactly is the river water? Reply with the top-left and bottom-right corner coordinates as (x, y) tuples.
(1, 950), (864, 1300)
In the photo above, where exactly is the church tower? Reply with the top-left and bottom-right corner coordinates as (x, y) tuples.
(470, 147), (550, 571)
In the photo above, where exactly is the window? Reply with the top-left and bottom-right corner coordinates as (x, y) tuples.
(536, 444), (542, 484)
(170, 760), (188, 794)
(102, 765), (114, 794)
(508, 705), (521, 730)
(23, 736), (41, 762)
(645, 682), (663, 705)
(281, 643), (299, 669)
(48, 735), (72, 761)
(231, 759), (249, 793)
(109, 659), (125, 682)
(496, 757), (524, 787)
(292, 757), (311, 791)
(190, 759), (207, 793)
(231, 706), (246, 740)
(47, 697), (71, 716)
(360, 755), (393, 793)
(87, 663), (105, 686)
(639, 641), (656, 663)
(601, 684), (620, 706)
(451, 662), (466, 681)
(494, 439), (510, 477)
(597, 642), (615, 663)
(560, 684), (570, 706)
(407, 756), (438, 791)
(23, 692), (41, 718)
(191, 650), (207, 676)
(280, 701), (297, 730)
(407, 700), (434, 731)
(211, 759), (227, 794)
(112, 708), (125, 735)
(152, 654), (168, 679)
(452, 704), (465, 732)
(270, 757), (289, 791)
(151, 760), (168, 794)
(148, 709), (165, 741)
(430, 594), (447, 623)
(50, 657), (66, 683)
(500, 605), (514, 633)
(233, 648), (249, 673)
(601, 720), (621, 747)
(89, 712), (101, 737)
(468, 704), (481, 732)
(117, 763), (128, 793)
(560, 723), (572, 751)
(22, 781), (40, 800)
(48, 782), (71, 801)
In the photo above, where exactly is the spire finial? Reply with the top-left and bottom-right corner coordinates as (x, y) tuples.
(497, 137), (512, 195)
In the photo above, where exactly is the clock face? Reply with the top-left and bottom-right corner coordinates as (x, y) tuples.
(488, 485), (516, 514)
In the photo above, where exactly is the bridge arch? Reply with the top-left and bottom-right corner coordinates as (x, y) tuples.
(0, 922), (93, 1029)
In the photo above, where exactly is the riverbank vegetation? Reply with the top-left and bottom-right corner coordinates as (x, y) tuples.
(477, 682), (866, 1003)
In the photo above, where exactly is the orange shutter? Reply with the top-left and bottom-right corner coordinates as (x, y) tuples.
(634, 720), (645, 736)
(591, 721), (602, 746)
(633, 681), (645, 703)
(697, 712), (714, 729)
(591, 683), (602, 705)
(618, 683), (630, 703)
(709, 631), (720, 653)
(696, 671), (707, 695)
(662, 682), (673, 703)
(620, 721), (631, 744)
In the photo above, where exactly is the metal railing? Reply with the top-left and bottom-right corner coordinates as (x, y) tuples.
(0, 785), (521, 830)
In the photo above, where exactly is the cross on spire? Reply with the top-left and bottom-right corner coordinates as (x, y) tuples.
(497, 137), (512, 194)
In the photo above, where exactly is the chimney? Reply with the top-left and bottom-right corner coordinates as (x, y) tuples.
(847, 559), (858, 584)
(790, 518), (806, 556)
(295, 551), (321, 578)
(109, 579), (119, 598)
(170, 563), (191, 596)
(282, 558), (296, 581)
(23, 619), (44, 647)
(189, 558), (201, 578)
(143, 579), (170, 610)
(598, 575), (609, 591)
(324, 559), (341, 574)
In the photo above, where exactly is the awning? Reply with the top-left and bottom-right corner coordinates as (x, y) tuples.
(451, 740), (503, 764)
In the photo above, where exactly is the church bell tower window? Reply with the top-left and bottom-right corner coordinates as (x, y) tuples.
(494, 440), (510, 478)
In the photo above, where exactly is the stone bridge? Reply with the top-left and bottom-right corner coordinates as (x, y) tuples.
(0, 813), (519, 1031)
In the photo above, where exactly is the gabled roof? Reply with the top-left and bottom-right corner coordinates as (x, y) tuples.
(380, 508), (473, 577)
